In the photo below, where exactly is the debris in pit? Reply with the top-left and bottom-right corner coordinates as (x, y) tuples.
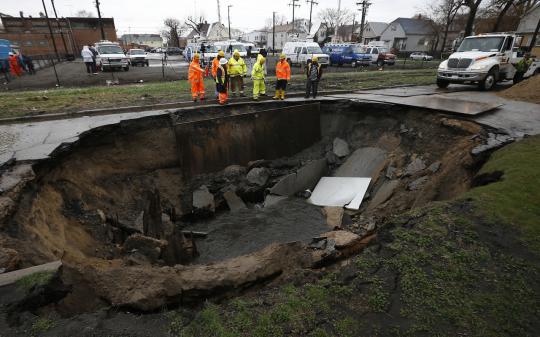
(263, 195), (287, 208)
(223, 164), (247, 178)
(428, 161), (442, 173)
(246, 167), (270, 186)
(368, 180), (400, 210)
(192, 185), (215, 214)
(0, 196), (15, 223)
(310, 230), (376, 266)
(0, 247), (21, 272)
(162, 228), (198, 265)
(308, 177), (371, 210)
(322, 206), (344, 229)
(223, 190), (247, 211)
(142, 189), (164, 239)
(332, 137), (350, 157)
(408, 176), (429, 191)
(471, 133), (515, 156)
(404, 156), (427, 176)
(269, 159), (327, 197)
(334, 147), (387, 180)
(122, 234), (167, 264)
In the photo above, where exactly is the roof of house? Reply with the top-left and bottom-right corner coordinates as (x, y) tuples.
(186, 22), (210, 39)
(391, 17), (436, 35)
(365, 22), (388, 36)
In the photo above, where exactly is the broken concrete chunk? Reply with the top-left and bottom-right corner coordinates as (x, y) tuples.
(404, 157), (426, 176)
(408, 176), (429, 191)
(223, 190), (247, 211)
(0, 197), (15, 223)
(428, 161), (442, 173)
(123, 234), (167, 263)
(368, 180), (400, 210)
(193, 185), (215, 212)
(246, 168), (270, 186)
(269, 159), (327, 197)
(0, 248), (21, 273)
(334, 147), (387, 179)
(323, 206), (344, 229)
(332, 137), (350, 157)
(223, 165), (247, 177)
(385, 166), (396, 179)
(269, 173), (297, 196)
(325, 151), (340, 165)
(471, 133), (515, 156)
(263, 195), (288, 208)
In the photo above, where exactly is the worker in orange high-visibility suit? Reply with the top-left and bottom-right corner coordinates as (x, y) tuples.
(211, 50), (225, 98)
(273, 53), (291, 100)
(8, 53), (23, 77)
(188, 53), (205, 102)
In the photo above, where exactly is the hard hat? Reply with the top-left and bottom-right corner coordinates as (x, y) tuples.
(279, 53), (286, 59)
(193, 53), (200, 59)
(312, 56), (318, 62)
(218, 50), (225, 57)
(233, 49), (240, 57)
(219, 58), (228, 65)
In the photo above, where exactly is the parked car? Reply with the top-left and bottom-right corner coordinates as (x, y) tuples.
(94, 41), (129, 71)
(166, 47), (182, 55)
(127, 49), (149, 66)
(365, 45), (396, 66)
(213, 41), (248, 58)
(410, 52), (433, 61)
(283, 41), (329, 67)
(323, 43), (371, 67)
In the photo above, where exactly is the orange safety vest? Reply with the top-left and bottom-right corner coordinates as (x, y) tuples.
(276, 60), (291, 81)
(211, 57), (220, 78)
(189, 60), (204, 82)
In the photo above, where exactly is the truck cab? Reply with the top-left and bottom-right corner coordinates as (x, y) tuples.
(437, 33), (538, 90)
(323, 43), (371, 67)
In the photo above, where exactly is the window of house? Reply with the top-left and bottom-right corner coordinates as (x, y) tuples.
(418, 38), (425, 46)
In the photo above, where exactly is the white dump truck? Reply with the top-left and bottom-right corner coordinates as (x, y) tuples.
(437, 33), (539, 90)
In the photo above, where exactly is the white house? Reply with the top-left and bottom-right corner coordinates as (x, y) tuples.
(380, 17), (438, 53)
(243, 30), (269, 47)
(361, 22), (388, 44)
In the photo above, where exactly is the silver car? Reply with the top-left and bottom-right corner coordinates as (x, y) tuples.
(410, 52), (433, 61)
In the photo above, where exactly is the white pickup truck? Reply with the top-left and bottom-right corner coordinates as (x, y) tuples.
(437, 33), (539, 90)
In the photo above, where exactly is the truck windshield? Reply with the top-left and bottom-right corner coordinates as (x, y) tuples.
(130, 50), (145, 55)
(98, 45), (124, 54)
(307, 46), (323, 54)
(457, 37), (505, 52)
(352, 46), (367, 53)
(232, 44), (247, 52)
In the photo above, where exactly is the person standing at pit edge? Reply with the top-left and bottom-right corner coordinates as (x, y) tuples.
(305, 56), (322, 99)
(273, 53), (291, 100)
(228, 49), (247, 97)
(81, 46), (95, 75)
(188, 53), (205, 102)
(251, 55), (266, 100)
(211, 50), (225, 98)
(216, 57), (229, 105)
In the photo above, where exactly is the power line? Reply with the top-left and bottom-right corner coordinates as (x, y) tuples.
(356, 0), (371, 43)
(288, 0), (300, 33)
(306, 0), (318, 33)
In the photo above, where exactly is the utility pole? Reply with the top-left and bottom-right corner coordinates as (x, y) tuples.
(356, 0), (371, 44)
(288, 0), (300, 33)
(50, 0), (69, 56)
(272, 11), (276, 54)
(352, 14), (356, 42)
(95, 0), (106, 40)
(217, 0), (222, 24)
(41, 0), (61, 85)
(306, 0), (318, 33)
(227, 5), (232, 40)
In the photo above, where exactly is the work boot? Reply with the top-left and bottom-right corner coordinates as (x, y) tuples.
(280, 90), (285, 100)
(240, 91), (246, 97)
(273, 90), (280, 100)
(253, 97), (259, 101)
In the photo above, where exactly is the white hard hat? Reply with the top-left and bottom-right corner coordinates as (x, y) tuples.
(219, 58), (228, 65)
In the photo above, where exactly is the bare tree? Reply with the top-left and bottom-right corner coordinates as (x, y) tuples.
(74, 10), (95, 18)
(317, 8), (354, 31)
(489, 0), (540, 31)
(427, 0), (464, 53)
(163, 18), (182, 47)
(264, 14), (287, 30)
(185, 16), (207, 36)
(463, 0), (484, 36)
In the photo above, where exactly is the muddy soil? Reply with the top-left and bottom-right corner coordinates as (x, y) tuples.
(497, 74), (540, 104)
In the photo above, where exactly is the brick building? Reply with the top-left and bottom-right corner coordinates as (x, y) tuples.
(0, 16), (117, 57)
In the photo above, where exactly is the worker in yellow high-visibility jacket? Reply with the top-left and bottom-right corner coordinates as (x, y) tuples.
(251, 55), (266, 100)
(228, 49), (247, 97)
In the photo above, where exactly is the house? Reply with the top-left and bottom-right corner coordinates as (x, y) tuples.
(333, 24), (357, 42)
(243, 30), (268, 47)
(266, 19), (310, 50)
(120, 34), (163, 49)
(517, 4), (540, 56)
(361, 22), (388, 44)
(187, 21), (243, 42)
(0, 15), (117, 56)
(380, 17), (438, 53)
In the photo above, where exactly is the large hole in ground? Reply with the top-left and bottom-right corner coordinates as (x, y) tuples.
(0, 100), (486, 313)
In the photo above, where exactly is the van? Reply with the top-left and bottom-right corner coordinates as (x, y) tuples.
(213, 40), (248, 58)
(94, 41), (129, 71)
(185, 42), (218, 66)
(283, 41), (329, 66)
(322, 43), (371, 67)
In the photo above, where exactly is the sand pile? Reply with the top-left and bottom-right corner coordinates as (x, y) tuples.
(497, 75), (540, 104)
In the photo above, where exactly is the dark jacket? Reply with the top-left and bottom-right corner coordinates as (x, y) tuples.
(306, 62), (322, 80)
(216, 65), (229, 93)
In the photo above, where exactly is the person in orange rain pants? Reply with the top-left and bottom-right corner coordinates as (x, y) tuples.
(8, 53), (23, 77)
(216, 57), (229, 105)
(211, 50), (225, 98)
(188, 53), (205, 102)
(273, 53), (291, 100)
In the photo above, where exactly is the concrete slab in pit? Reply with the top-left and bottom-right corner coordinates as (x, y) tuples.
(354, 85), (468, 97)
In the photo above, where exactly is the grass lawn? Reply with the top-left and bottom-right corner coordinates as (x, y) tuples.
(0, 69), (437, 119)
(165, 136), (540, 337)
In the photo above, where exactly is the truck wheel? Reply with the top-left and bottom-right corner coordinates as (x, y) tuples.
(479, 69), (497, 91)
(377, 60), (384, 67)
(436, 79), (450, 88)
(351, 61), (357, 68)
(124, 66), (129, 72)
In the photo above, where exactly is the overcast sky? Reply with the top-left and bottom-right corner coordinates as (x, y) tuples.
(2, 0), (428, 35)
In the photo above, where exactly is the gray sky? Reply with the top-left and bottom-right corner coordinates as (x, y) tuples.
(2, 0), (428, 36)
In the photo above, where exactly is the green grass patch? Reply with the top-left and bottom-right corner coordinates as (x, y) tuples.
(0, 69), (436, 119)
(16, 270), (55, 291)
(31, 317), (55, 336)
